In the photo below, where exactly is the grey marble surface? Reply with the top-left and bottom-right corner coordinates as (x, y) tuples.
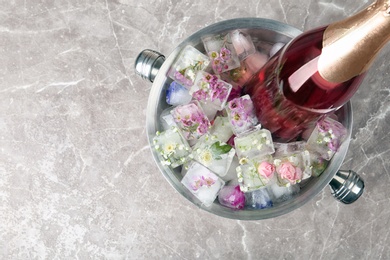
(1, 0), (389, 259)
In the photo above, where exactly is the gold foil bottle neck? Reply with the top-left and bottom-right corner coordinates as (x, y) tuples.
(318, 0), (390, 83)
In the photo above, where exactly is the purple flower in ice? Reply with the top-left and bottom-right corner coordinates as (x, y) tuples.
(220, 47), (231, 61)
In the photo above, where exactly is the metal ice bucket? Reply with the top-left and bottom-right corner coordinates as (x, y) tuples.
(135, 18), (364, 220)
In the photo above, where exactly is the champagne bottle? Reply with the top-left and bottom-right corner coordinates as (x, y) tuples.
(243, 0), (390, 142)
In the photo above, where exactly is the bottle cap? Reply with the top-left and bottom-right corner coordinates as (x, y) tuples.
(329, 170), (364, 204)
(135, 49), (165, 83)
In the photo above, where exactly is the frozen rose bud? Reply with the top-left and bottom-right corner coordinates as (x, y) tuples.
(236, 155), (275, 192)
(276, 161), (303, 186)
(257, 161), (275, 179)
(218, 185), (246, 210)
(202, 32), (240, 74)
(231, 30), (256, 61)
(168, 45), (210, 88)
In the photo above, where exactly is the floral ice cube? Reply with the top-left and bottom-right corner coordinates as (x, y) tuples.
(171, 101), (211, 140)
(306, 116), (348, 160)
(209, 116), (234, 143)
(181, 161), (225, 207)
(236, 156), (275, 192)
(153, 127), (192, 168)
(220, 62), (254, 86)
(166, 81), (192, 106)
(273, 154), (306, 187)
(168, 45), (210, 88)
(192, 134), (235, 178)
(190, 71), (232, 110)
(268, 182), (300, 204)
(218, 185), (246, 210)
(202, 32), (240, 74)
(309, 151), (329, 177)
(245, 187), (273, 209)
(230, 30), (256, 61)
(234, 128), (274, 159)
(226, 95), (258, 135)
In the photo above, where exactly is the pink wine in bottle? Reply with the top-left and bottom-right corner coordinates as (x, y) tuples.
(243, 0), (390, 142)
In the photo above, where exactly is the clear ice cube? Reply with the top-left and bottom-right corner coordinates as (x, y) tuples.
(245, 187), (273, 209)
(230, 30), (256, 61)
(209, 116), (234, 143)
(268, 182), (300, 204)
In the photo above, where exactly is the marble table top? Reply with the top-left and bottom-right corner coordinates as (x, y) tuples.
(1, 0), (389, 259)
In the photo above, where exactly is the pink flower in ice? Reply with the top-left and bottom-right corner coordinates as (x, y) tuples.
(277, 162), (302, 184)
(257, 161), (275, 179)
(220, 47), (231, 61)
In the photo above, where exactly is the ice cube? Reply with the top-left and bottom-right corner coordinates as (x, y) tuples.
(244, 51), (269, 74)
(190, 71), (232, 111)
(209, 116), (234, 143)
(171, 101), (211, 140)
(236, 155), (275, 192)
(231, 30), (256, 61)
(153, 127), (192, 168)
(309, 151), (329, 177)
(269, 42), (285, 57)
(220, 62), (253, 86)
(202, 32), (240, 74)
(192, 134), (235, 178)
(268, 182), (300, 204)
(274, 141), (306, 157)
(168, 45), (210, 88)
(245, 187), (273, 209)
(159, 107), (176, 131)
(181, 161), (225, 207)
(222, 155), (240, 182)
(273, 154), (306, 187)
(306, 116), (348, 160)
(226, 95), (258, 135)
(218, 185), (246, 210)
(234, 128), (274, 159)
(166, 81), (192, 106)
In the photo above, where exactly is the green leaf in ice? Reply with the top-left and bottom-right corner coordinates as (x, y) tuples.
(210, 141), (232, 160)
